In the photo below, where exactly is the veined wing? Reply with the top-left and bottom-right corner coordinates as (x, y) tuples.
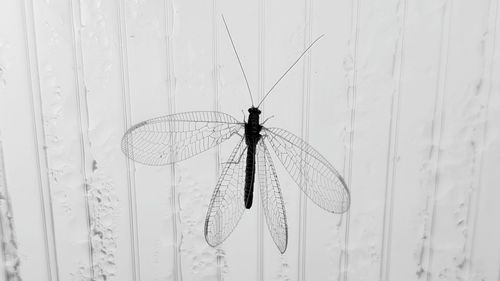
(122, 111), (243, 166)
(263, 127), (350, 213)
(257, 139), (288, 253)
(205, 137), (247, 247)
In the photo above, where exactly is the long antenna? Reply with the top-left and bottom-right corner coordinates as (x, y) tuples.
(222, 15), (254, 106)
(256, 34), (324, 108)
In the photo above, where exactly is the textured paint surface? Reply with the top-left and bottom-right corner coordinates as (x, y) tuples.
(0, 139), (22, 281)
(1, 0), (500, 280)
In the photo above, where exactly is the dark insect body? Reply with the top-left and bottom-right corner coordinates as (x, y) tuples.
(121, 16), (350, 254)
(243, 107), (262, 209)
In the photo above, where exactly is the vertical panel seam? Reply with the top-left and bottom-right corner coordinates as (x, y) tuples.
(340, 0), (361, 280)
(211, 2), (224, 280)
(68, 0), (97, 278)
(423, 1), (454, 280)
(379, 0), (407, 280)
(257, 0), (266, 280)
(116, 0), (141, 280)
(163, 1), (183, 280)
(298, 0), (313, 280)
(466, 0), (499, 280)
(20, 0), (61, 279)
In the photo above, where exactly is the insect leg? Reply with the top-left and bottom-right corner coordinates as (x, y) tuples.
(260, 115), (275, 125)
(221, 146), (247, 166)
(241, 110), (246, 123)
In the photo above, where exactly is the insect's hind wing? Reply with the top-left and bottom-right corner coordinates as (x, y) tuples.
(263, 127), (350, 213)
(122, 111), (243, 166)
(204, 137), (248, 247)
(257, 139), (288, 253)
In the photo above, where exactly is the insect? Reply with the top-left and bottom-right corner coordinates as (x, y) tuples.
(121, 16), (350, 254)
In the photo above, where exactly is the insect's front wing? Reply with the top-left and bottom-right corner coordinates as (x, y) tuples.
(121, 111), (243, 166)
(263, 127), (350, 213)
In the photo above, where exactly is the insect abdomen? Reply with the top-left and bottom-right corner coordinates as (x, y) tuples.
(244, 141), (258, 209)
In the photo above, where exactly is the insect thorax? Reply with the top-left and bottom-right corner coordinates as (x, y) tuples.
(245, 107), (262, 137)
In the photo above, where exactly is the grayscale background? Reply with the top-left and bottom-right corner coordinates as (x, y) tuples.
(0, 0), (499, 280)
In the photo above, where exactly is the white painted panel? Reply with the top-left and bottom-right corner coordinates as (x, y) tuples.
(0, 1), (56, 280)
(1, 0), (499, 281)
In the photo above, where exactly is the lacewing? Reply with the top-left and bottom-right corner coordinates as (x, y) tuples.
(121, 16), (350, 253)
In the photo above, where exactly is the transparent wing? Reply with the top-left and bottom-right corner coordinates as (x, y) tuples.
(257, 139), (288, 253)
(121, 111), (243, 166)
(263, 127), (350, 213)
(204, 137), (247, 247)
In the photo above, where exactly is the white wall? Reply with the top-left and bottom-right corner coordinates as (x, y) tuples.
(0, 0), (499, 280)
